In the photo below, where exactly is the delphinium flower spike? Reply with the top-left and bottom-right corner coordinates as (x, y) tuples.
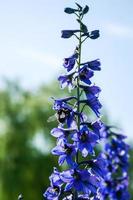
(101, 126), (130, 200)
(44, 3), (108, 200)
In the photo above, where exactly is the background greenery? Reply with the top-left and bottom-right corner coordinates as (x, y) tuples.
(0, 80), (132, 199)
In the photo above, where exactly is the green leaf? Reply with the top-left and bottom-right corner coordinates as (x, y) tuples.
(81, 23), (88, 33)
(77, 19), (88, 33)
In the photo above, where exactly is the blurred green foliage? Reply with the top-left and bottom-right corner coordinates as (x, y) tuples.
(0, 80), (65, 200)
(0, 80), (132, 199)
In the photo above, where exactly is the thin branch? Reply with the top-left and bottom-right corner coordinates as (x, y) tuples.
(73, 33), (80, 40)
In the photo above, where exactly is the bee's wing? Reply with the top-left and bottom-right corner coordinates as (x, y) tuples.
(47, 114), (57, 123)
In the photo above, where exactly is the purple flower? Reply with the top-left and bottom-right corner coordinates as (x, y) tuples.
(80, 85), (101, 99)
(81, 59), (101, 71)
(50, 168), (63, 187)
(61, 30), (80, 38)
(111, 177), (130, 200)
(78, 60), (101, 85)
(51, 127), (77, 145)
(53, 97), (76, 127)
(52, 143), (77, 167)
(79, 85), (102, 117)
(80, 95), (102, 117)
(44, 168), (63, 200)
(44, 186), (60, 200)
(101, 126), (130, 199)
(51, 128), (70, 142)
(63, 53), (78, 72)
(45, 3), (130, 200)
(105, 138), (129, 172)
(53, 96), (76, 110)
(89, 153), (108, 178)
(80, 120), (106, 139)
(78, 65), (94, 84)
(102, 177), (130, 200)
(60, 169), (100, 195)
(105, 125), (127, 140)
(64, 7), (78, 14)
(51, 127), (67, 138)
(72, 125), (99, 157)
(91, 120), (106, 138)
(89, 30), (100, 39)
(58, 73), (74, 91)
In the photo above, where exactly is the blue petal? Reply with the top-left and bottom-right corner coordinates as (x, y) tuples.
(51, 146), (65, 155)
(65, 182), (73, 191)
(60, 170), (74, 183)
(51, 128), (64, 138)
(58, 155), (66, 165)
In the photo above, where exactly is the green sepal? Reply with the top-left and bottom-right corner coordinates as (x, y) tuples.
(77, 19), (88, 33)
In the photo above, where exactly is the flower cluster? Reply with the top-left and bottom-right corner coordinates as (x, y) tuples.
(101, 126), (130, 200)
(44, 3), (107, 200)
(44, 3), (130, 200)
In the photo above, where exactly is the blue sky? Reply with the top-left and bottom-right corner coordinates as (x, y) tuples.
(0, 0), (133, 140)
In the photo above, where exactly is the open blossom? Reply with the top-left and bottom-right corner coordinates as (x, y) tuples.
(53, 96), (77, 110)
(91, 120), (106, 138)
(44, 185), (60, 200)
(63, 53), (78, 72)
(88, 153), (108, 178)
(80, 84), (102, 117)
(80, 120), (106, 139)
(78, 59), (101, 85)
(80, 85), (101, 98)
(79, 96), (102, 117)
(51, 127), (68, 139)
(51, 127), (77, 146)
(53, 97), (76, 127)
(44, 168), (63, 200)
(78, 65), (94, 84)
(81, 59), (101, 71)
(72, 125), (99, 157)
(58, 73), (74, 90)
(52, 142), (77, 167)
(60, 169), (100, 195)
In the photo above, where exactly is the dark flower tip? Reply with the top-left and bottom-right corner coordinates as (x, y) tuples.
(64, 7), (78, 14)
(89, 30), (100, 39)
(83, 5), (89, 15)
(61, 30), (80, 39)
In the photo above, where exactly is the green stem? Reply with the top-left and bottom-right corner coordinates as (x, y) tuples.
(81, 35), (89, 44)
(76, 15), (82, 164)
(74, 15), (83, 200)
